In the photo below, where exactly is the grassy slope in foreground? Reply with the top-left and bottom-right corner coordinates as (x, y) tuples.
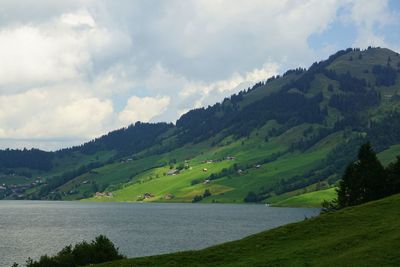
(93, 194), (400, 267)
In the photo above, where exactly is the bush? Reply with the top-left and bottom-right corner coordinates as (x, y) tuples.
(192, 195), (203, 203)
(22, 235), (124, 267)
(244, 191), (261, 203)
(191, 179), (202, 186)
(203, 189), (211, 198)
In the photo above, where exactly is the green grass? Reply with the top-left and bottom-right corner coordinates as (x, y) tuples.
(83, 124), (337, 203)
(272, 187), (337, 207)
(378, 144), (400, 166)
(80, 123), (342, 204)
(91, 193), (400, 267)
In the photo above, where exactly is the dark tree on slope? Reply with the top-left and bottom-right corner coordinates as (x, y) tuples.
(337, 143), (386, 208)
(386, 157), (400, 195)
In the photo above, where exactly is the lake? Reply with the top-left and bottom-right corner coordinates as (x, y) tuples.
(0, 201), (319, 267)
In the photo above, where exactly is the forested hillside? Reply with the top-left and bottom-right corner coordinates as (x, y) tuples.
(2, 47), (400, 205)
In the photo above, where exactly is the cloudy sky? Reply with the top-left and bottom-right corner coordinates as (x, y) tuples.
(0, 0), (399, 151)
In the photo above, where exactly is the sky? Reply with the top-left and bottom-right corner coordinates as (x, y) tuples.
(0, 0), (399, 151)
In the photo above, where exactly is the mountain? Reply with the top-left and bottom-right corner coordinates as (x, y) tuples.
(92, 193), (400, 267)
(1, 47), (400, 205)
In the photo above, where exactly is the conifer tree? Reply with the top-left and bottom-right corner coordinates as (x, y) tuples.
(337, 143), (386, 208)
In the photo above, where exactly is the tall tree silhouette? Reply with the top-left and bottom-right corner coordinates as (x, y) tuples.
(337, 143), (386, 208)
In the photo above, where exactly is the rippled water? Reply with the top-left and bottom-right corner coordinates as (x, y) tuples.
(0, 201), (319, 267)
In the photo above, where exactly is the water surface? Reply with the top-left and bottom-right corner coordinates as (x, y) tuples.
(0, 201), (319, 267)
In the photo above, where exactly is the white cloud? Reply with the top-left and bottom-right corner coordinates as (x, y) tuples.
(178, 63), (279, 108)
(118, 96), (171, 126)
(0, 8), (131, 93)
(0, 0), (398, 150)
(60, 9), (96, 28)
(0, 87), (114, 140)
(344, 0), (399, 48)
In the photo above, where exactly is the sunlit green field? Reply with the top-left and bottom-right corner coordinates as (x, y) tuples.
(81, 124), (342, 204)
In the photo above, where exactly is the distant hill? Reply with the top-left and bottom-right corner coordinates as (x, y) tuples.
(2, 47), (400, 205)
(93, 193), (400, 267)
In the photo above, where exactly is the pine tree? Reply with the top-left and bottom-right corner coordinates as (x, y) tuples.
(337, 143), (386, 208)
(356, 143), (386, 201)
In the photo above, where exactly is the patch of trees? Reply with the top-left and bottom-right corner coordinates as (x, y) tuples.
(0, 148), (53, 171)
(280, 48), (355, 93)
(65, 122), (173, 156)
(333, 114), (367, 132)
(272, 165), (333, 196)
(191, 179), (202, 186)
(279, 136), (366, 195)
(368, 112), (400, 151)
(329, 91), (379, 113)
(281, 70), (316, 93)
(372, 65), (397, 86)
(289, 127), (333, 152)
(282, 68), (306, 77)
(192, 189), (212, 203)
(230, 91), (325, 138)
(176, 90), (326, 144)
(244, 191), (267, 203)
(255, 151), (286, 165)
(336, 71), (367, 93)
(207, 167), (236, 181)
(326, 70), (380, 115)
(335, 143), (400, 209)
(251, 137), (365, 199)
(17, 235), (124, 267)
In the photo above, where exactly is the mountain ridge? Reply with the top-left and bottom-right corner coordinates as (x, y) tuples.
(1, 46), (400, 204)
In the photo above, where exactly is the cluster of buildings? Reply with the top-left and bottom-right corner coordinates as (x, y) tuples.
(119, 158), (133, 163)
(137, 192), (155, 201)
(202, 156), (236, 164)
(95, 191), (113, 197)
(0, 178), (44, 198)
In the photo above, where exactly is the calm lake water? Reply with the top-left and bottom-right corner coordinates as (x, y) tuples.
(0, 201), (319, 267)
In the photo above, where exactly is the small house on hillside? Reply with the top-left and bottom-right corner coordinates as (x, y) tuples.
(167, 169), (179, 176)
(143, 192), (154, 199)
(164, 193), (174, 200)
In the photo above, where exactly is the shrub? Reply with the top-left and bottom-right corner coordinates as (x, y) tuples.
(192, 195), (203, 203)
(23, 235), (124, 267)
(203, 189), (211, 198)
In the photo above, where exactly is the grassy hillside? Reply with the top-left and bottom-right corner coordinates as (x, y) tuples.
(92, 194), (400, 267)
(83, 124), (337, 204)
(4, 47), (400, 207)
(70, 47), (400, 205)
